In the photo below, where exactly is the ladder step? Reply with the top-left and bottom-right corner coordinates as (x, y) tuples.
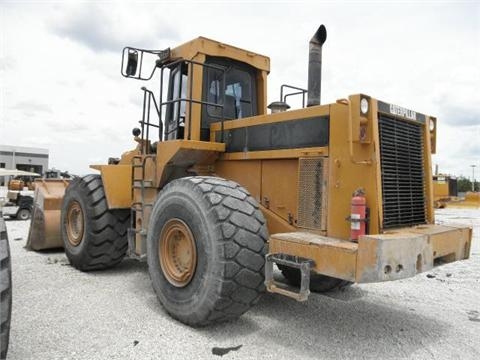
(128, 228), (147, 235)
(131, 203), (142, 212)
(265, 253), (315, 302)
(127, 229), (147, 261)
(133, 180), (155, 188)
(131, 203), (153, 211)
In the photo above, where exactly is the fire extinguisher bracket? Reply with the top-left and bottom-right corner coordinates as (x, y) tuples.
(345, 215), (369, 223)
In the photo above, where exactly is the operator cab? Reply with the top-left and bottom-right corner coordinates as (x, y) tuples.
(165, 56), (259, 141)
(121, 37), (270, 144)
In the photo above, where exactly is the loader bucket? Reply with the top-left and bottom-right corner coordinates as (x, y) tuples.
(464, 192), (480, 206)
(26, 179), (70, 250)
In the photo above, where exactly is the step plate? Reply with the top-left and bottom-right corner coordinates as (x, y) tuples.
(265, 254), (314, 301)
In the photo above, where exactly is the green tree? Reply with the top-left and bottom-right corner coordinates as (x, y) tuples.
(457, 176), (479, 192)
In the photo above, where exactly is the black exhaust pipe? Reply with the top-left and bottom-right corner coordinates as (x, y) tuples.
(307, 25), (327, 107)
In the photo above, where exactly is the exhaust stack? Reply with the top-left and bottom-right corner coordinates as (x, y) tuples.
(307, 25), (327, 107)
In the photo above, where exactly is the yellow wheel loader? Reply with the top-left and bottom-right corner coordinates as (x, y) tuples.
(28, 25), (472, 326)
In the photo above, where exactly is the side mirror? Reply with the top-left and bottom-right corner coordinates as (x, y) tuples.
(126, 50), (138, 76)
(121, 47), (171, 80)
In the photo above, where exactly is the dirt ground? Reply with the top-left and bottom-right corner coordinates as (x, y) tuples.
(4, 208), (480, 360)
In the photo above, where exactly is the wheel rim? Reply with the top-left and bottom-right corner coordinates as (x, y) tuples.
(159, 219), (197, 287)
(18, 209), (29, 220)
(66, 201), (84, 246)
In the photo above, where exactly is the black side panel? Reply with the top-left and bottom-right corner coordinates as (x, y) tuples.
(448, 178), (458, 197)
(216, 116), (329, 153)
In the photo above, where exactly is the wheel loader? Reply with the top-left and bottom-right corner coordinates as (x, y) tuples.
(28, 25), (472, 326)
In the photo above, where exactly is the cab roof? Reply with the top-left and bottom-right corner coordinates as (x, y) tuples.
(170, 36), (270, 73)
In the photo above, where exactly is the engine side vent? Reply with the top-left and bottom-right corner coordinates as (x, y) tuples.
(297, 157), (328, 230)
(378, 115), (426, 229)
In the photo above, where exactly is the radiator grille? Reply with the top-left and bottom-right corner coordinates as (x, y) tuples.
(297, 158), (328, 230)
(378, 115), (426, 229)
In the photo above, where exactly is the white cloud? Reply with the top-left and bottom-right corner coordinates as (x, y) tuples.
(50, 3), (180, 53)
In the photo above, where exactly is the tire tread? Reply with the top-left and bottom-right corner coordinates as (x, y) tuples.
(0, 218), (12, 359)
(63, 175), (130, 271)
(151, 176), (268, 326)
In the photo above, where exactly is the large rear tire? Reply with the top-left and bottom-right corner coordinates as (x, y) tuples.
(0, 217), (12, 359)
(61, 174), (130, 271)
(147, 176), (268, 326)
(278, 265), (352, 292)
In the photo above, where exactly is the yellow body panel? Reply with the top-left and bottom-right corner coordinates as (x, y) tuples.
(261, 206), (297, 235)
(184, 53), (206, 141)
(261, 160), (299, 224)
(91, 165), (132, 209)
(432, 175), (451, 203)
(215, 160), (262, 200)
(155, 140), (225, 186)
(327, 100), (380, 238)
(219, 147), (328, 161)
(433, 181), (449, 199)
(423, 117), (435, 222)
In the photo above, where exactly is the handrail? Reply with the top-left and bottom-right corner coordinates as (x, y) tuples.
(280, 84), (308, 108)
(134, 58), (229, 145)
(139, 87), (162, 152)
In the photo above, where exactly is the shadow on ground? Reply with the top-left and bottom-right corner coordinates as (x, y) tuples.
(199, 289), (447, 359)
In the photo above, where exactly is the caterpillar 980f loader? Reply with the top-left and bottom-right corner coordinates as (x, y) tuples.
(28, 25), (472, 326)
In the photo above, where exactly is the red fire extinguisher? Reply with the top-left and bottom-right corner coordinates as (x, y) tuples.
(350, 188), (367, 242)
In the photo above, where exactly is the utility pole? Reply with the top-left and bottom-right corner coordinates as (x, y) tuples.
(471, 165), (476, 192)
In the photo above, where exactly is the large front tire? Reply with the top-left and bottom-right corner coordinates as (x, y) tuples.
(147, 177), (268, 326)
(0, 217), (12, 359)
(61, 175), (130, 271)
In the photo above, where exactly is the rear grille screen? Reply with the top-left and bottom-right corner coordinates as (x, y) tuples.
(378, 114), (426, 229)
(297, 157), (328, 230)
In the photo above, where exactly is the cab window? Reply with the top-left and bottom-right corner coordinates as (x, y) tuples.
(165, 63), (188, 140)
(201, 57), (257, 140)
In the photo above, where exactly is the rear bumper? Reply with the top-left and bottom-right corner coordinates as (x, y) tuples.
(268, 224), (472, 284)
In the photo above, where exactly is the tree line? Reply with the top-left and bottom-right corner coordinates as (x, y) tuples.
(457, 176), (479, 192)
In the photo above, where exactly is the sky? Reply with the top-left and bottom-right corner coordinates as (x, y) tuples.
(0, 1), (479, 178)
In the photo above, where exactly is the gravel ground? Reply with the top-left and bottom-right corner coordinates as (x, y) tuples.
(4, 208), (480, 360)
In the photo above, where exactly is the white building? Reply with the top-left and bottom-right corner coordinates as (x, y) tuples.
(0, 145), (49, 184)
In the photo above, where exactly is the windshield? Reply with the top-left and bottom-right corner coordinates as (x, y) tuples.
(201, 57), (257, 140)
